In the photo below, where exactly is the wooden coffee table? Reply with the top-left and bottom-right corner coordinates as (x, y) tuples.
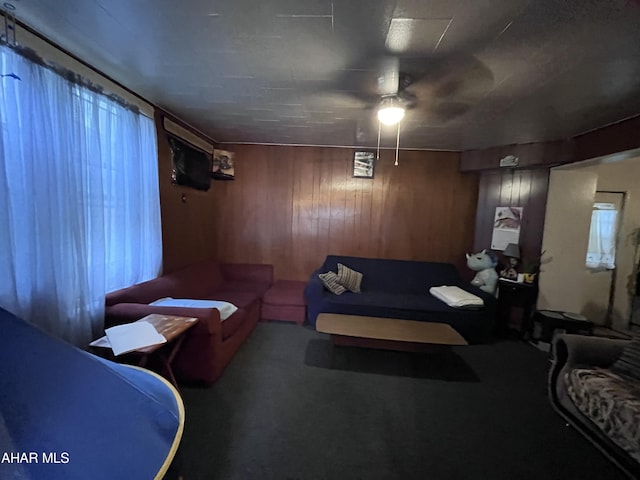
(316, 313), (468, 352)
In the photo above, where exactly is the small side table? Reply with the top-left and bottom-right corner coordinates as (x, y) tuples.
(91, 314), (198, 387)
(496, 278), (539, 338)
(533, 310), (594, 343)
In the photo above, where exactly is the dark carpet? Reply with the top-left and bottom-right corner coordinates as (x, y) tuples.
(178, 323), (628, 480)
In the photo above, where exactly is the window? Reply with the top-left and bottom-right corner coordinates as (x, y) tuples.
(0, 44), (161, 345)
(585, 202), (619, 269)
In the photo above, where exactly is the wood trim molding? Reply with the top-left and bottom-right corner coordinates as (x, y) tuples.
(163, 116), (214, 154)
(156, 109), (218, 149)
(461, 114), (640, 173)
(573, 115), (640, 162)
(460, 139), (574, 172)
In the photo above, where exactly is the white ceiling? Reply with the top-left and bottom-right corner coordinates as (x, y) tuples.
(6, 0), (640, 150)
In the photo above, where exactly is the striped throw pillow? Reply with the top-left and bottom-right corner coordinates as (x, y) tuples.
(611, 334), (640, 380)
(337, 263), (363, 293)
(319, 271), (346, 295)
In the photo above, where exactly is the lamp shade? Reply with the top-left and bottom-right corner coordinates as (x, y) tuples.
(377, 96), (405, 125)
(503, 243), (521, 259)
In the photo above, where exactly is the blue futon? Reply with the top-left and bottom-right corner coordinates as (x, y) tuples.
(0, 307), (184, 480)
(305, 255), (497, 343)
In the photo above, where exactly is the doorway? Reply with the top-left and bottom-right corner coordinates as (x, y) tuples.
(582, 191), (625, 327)
(540, 155), (640, 331)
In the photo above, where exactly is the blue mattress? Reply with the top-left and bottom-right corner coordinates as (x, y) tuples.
(0, 307), (184, 480)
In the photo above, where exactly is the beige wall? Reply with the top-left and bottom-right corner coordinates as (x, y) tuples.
(538, 169), (597, 315)
(585, 157), (640, 329)
(540, 155), (640, 329)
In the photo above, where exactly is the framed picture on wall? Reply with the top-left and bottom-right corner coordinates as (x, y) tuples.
(212, 149), (235, 181)
(491, 206), (523, 250)
(353, 151), (375, 178)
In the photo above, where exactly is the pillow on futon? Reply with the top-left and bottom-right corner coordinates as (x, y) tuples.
(319, 271), (346, 295)
(337, 263), (363, 293)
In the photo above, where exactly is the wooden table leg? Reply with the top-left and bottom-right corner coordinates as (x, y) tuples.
(160, 334), (188, 388)
(135, 336), (186, 388)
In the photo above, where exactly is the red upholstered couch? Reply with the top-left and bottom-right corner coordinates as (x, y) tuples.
(104, 259), (273, 385)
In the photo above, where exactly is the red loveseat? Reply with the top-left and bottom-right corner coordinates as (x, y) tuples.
(104, 259), (273, 385)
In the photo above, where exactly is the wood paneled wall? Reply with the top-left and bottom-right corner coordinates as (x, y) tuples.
(155, 111), (219, 273)
(156, 110), (640, 280)
(207, 145), (479, 281)
(473, 169), (549, 263)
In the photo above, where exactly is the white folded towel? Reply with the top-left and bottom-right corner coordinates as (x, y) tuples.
(429, 286), (484, 309)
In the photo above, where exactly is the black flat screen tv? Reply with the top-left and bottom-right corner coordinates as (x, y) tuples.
(168, 134), (212, 192)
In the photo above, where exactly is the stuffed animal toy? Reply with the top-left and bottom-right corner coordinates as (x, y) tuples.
(466, 249), (498, 296)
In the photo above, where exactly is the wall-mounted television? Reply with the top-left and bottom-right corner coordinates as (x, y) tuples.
(167, 134), (212, 192)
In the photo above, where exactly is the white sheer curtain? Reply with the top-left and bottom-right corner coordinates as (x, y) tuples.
(0, 44), (162, 346)
(586, 203), (618, 270)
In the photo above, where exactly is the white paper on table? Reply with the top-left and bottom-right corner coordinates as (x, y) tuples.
(104, 321), (167, 356)
(89, 335), (111, 348)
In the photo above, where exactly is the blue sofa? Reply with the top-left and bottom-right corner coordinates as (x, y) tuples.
(305, 255), (497, 343)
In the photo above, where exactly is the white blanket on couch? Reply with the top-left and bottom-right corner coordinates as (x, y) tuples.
(429, 286), (484, 309)
(149, 297), (238, 320)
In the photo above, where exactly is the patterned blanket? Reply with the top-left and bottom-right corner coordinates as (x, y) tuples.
(565, 367), (640, 462)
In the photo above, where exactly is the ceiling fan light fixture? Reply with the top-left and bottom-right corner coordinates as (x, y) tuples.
(377, 96), (405, 125)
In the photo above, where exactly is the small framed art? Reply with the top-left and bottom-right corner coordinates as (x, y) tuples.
(353, 151), (375, 178)
(212, 149), (235, 181)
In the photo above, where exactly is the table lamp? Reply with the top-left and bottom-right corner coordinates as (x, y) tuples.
(500, 243), (520, 280)
(503, 243), (520, 260)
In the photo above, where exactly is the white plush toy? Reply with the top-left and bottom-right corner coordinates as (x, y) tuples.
(466, 249), (498, 296)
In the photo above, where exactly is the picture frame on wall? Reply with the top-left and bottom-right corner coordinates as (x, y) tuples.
(212, 149), (235, 181)
(491, 206), (523, 250)
(353, 151), (375, 178)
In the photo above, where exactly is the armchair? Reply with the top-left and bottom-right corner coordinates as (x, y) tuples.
(549, 334), (639, 479)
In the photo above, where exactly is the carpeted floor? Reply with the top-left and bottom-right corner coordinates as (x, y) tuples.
(178, 323), (628, 480)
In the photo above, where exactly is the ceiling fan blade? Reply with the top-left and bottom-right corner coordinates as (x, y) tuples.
(398, 90), (418, 109)
(377, 56), (399, 96)
(431, 101), (472, 121)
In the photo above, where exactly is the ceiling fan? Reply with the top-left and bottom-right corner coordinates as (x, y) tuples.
(375, 56), (407, 126)
(304, 40), (495, 162)
(348, 52), (494, 164)
(372, 56), (418, 165)
(372, 54), (494, 119)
